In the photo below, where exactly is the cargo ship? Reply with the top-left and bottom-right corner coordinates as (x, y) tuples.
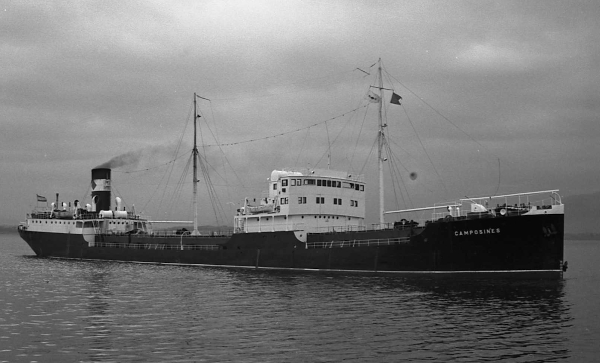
(17, 61), (566, 277)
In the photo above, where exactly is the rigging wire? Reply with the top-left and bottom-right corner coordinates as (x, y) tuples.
(140, 102), (194, 216)
(358, 134), (379, 176)
(194, 100), (231, 225)
(294, 127), (310, 166)
(314, 103), (365, 172)
(198, 152), (228, 225)
(383, 136), (411, 211)
(385, 68), (499, 162)
(349, 102), (371, 169)
(376, 62), (449, 198)
(204, 105), (367, 147)
(400, 104), (449, 195)
(198, 104), (227, 224)
(165, 151), (193, 218)
(207, 100), (238, 212)
(157, 103), (195, 214)
(114, 105), (369, 180)
(382, 62), (501, 198)
(310, 79), (379, 172)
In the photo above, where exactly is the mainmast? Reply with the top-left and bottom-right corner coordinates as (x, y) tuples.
(192, 93), (200, 236)
(377, 59), (385, 226)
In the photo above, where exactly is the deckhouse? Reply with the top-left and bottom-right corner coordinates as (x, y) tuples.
(234, 169), (366, 234)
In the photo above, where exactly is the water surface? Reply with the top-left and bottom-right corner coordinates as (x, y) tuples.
(1, 233), (598, 362)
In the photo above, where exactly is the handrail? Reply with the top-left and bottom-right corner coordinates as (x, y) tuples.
(92, 241), (221, 250)
(306, 236), (410, 249)
(180, 230), (190, 250)
(459, 189), (560, 202)
(118, 230), (234, 238)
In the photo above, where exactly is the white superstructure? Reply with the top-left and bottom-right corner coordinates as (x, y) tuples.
(234, 169), (366, 235)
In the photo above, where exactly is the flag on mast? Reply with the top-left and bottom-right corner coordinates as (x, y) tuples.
(36, 194), (47, 202)
(390, 92), (402, 105)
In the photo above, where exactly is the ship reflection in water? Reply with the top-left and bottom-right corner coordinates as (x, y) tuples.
(1, 250), (570, 362)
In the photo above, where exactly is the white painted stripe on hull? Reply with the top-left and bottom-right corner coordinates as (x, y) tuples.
(46, 256), (562, 276)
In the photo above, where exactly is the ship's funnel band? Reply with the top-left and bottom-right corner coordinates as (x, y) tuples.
(92, 179), (111, 192)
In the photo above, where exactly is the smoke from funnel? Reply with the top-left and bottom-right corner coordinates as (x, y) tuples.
(95, 149), (145, 169)
(95, 144), (176, 170)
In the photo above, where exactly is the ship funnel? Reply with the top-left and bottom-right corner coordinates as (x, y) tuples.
(91, 168), (111, 212)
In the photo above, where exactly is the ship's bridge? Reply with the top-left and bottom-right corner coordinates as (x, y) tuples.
(235, 169), (366, 235)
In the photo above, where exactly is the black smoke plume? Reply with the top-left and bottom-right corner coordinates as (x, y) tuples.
(95, 144), (176, 170)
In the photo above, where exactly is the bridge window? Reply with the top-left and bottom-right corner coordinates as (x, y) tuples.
(282, 179), (288, 186)
(304, 179), (315, 185)
(316, 197), (325, 204)
(298, 197), (307, 204)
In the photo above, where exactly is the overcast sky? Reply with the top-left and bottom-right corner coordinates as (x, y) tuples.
(2, 0), (599, 226)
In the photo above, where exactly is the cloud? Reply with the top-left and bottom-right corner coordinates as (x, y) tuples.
(455, 42), (537, 70)
(2, 1), (600, 225)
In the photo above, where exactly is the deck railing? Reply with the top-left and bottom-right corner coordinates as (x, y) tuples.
(90, 236), (410, 251)
(92, 242), (221, 250)
(147, 230), (234, 238)
(387, 189), (562, 223)
(306, 236), (410, 249)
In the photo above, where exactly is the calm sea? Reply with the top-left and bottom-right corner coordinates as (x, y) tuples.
(1, 232), (599, 363)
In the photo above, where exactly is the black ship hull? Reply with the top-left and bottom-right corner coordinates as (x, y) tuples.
(18, 213), (564, 278)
